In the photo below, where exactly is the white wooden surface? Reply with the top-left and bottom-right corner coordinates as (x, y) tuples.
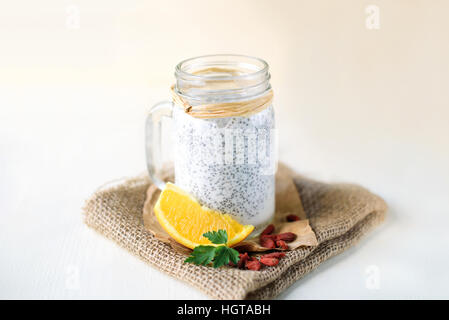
(1, 86), (448, 299)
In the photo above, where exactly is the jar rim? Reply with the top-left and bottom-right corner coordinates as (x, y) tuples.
(175, 54), (269, 81)
(174, 54), (271, 103)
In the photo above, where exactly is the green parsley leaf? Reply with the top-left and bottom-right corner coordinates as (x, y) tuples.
(184, 245), (216, 266)
(212, 246), (240, 268)
(184, 230), (241, 268)
(202, 229), (228, 245)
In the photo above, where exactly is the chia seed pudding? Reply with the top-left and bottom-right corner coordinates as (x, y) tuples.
(173, 104), (275, 233)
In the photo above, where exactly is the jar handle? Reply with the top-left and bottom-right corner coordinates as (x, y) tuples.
(145, 101), (174, 189)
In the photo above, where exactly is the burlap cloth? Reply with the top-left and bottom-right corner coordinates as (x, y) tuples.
(83, 164), (387, 300)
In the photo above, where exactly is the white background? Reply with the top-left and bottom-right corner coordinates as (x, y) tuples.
(1, 1), (449, 299)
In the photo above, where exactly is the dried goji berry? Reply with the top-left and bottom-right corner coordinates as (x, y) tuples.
(237, 252), (249, 269)
(260, 257), (279, 266)
(261, 224), (275, 235)
(275, 232), (296, 242)
(286, 214), (300, 222)
(260, 236), (276, 249)
(261, 234), (276, 240)
(261, 252), (286, 259)
(276, 240), (289, 250)
(245, 259), (261, 271)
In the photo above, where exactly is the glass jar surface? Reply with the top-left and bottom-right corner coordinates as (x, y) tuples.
(173, 55), (276, 233)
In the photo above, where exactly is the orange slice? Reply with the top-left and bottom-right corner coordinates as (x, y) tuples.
(154, 182), (254, 249)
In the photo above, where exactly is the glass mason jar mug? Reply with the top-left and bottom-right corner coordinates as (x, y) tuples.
(146, 54), (276, 235)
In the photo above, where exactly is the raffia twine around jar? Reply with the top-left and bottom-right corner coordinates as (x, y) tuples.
(170, 67), (274, 119)
(171, 85), (273, 119)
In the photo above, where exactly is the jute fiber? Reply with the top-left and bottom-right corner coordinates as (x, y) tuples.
(83, 164), (387, 300)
